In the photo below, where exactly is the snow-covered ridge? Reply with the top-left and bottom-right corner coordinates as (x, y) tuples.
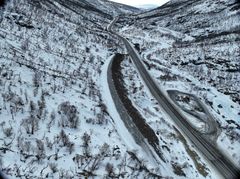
(135, 0), (240, 37)
(136, 4), (159, 10)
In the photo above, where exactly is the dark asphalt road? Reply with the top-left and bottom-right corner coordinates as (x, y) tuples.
(108, 17), (240, 179)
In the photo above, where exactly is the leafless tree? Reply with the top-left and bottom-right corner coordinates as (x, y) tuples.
(49, 163), (58, 173)
(36, 139), (46, 160)
(82, 132), (91, 157)
(3, 126), (13, 137)
(21, 115), (39, 134)
(47, 110), (56, 132)
(105, 163), (114, 177)
(38, 92), (46, 119)
(58, 102), (79, 128)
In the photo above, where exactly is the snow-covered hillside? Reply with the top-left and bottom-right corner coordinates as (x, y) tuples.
(116, 0), (240, 177)
(87, 0), (140, 15)
(0, 0), (239, 178)
(0, 0), (163, 178)
(136, 4), (159, 10)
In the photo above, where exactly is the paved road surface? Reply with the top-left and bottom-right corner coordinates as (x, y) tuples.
(108, 17), (240, 179)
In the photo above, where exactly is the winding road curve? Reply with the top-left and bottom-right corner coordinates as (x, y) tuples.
(108, 17), (240, 179)
(107, 54), (164, 168)
(167, 90), (220, 139)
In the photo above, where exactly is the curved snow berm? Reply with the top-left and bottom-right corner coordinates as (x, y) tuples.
(107, 54), (165, 166)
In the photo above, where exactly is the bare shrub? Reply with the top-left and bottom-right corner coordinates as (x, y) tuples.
(33, 71), (42, 88)
(45, 137), (53, 150)
(3, 127), (13, 137)
(37, 92), (46, 118)
(47, 110), (56, 132)
(82, 132), (91, 157)
(59, 129), (69, 146)
(105, 163), (114, 177)
(58, 102), (79, 128)
(36, 139), (45, 160)
(49, 163), (58, 173)
(99, 143), (110, 157)
(21, 115), (39, 134)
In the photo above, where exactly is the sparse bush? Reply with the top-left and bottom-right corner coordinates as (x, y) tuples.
(67, 142), (74, 154)
(36, 139), (45, 160)
(19, 140), (32, 160)
(29, 101), (36, 115)
(105, 163), (114, 177)
(45, 137), (53, 150)
(3, 127), (13, 137)
(96, 112), (107, 125)
(73, 154), (84, 168)
(82, 132), (91, 157)
(47, 110), (56, 132)
(58, 101), (79, 128)
(99, 143), (110, 157)
(21, 115), (39, 134)
(33, 71), (42, 88)
(38, 92), (46, 118)
(58, 129), (74, 154)
(49, 163), (58, 173)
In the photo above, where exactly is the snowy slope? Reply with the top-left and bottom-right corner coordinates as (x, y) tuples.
(0, 0), (239, 178)
(124, 0), (240, 107)
(116, 0), (240, 177)
(0, 0), (159, 178)
(136, 0), (240, 37)
(87, 0), (140, 15)
(136, 4), (159, 10)
(26, 0), (139, 29)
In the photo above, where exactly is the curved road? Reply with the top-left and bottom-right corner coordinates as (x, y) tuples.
(167, 90), (220, 139)
(108, 17), (240, 179)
